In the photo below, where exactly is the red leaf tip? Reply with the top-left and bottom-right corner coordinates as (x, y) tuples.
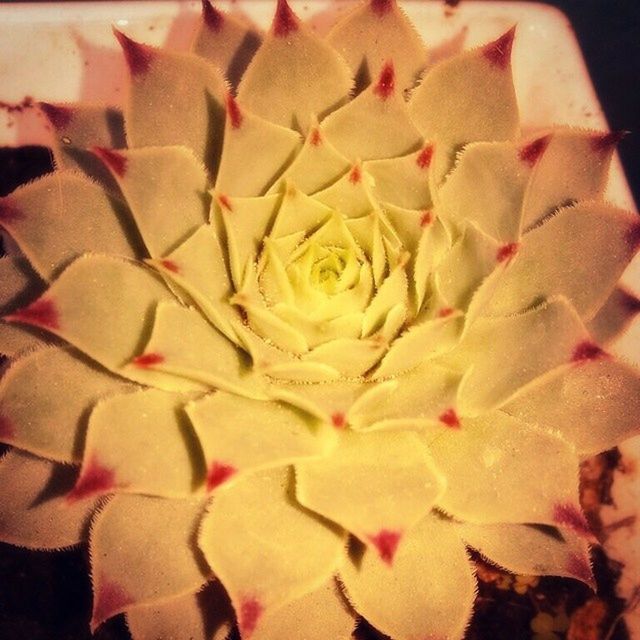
(591, 130), (628, 153)
(496, 242), (520, 263)
(483, 26), (516, 69)
(4, 297), (59, 331)
(566, 553), (594, 587)
(226, 93), (243, 129)
(217, 193), (233, 211)
(0, 414), (15, 441)
(132, 352), (165, 368)
(370, 0), (395, 17)
(420, 210), (433, 227)
(202, 0), (224, 32)
(272, 0), (299, 38)
(519, 135), (551, 166)
(331, 412), (347, 429)
(437, 307), (454, 318)
(239, 597), (264, 637)
(206, 461), (237, 492)
(91, 576), (134, 632)
(552, 502), (595, 540)
(373, 61), (396, 100)
(416, 144), (434, 169)
(439, 407), (461, 429)
(113, 28), (154, 76)
(39, 102), (74, 130)
(309, 127), (322, 147)
(159, 259), (180, 274)
(572, 340), (606, 363)
(92, 146), (128, 177)
(0, 198), (23, 225)
(66, 457), (117, 504)
(349, 164), (362, 184)
(368, 529), (403, 565)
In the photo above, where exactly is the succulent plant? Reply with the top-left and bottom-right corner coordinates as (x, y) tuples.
(1, 0), (640, 638)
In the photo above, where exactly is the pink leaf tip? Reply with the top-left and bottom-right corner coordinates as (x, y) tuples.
(159, 259), (180, 274)
(567, 552), (595, 588)
(419, 210), (433, 227)
(309, 127), (322, 147)
(92, 147), (128, 178)
(439, 407), (461, 429)
(39, 102), (74, 130)
(216, 193), (233, 211)
(519, 135), (551, 166)
(331, 412), (347, 429)
(416, 144), (434, 169)
(552, 502), (596, 541)
(91, 576), (134, 632)
(226, 93), (243, 130)
(483, 26), (516, 69)
(206, 461), (237, 491)
(66, 456), (117, 503)
(132, 352), (165, 368)
(437, 307), (454, 318)
(370, 0), (394, 17)
(627, 222), (640, 252)
(368, 529), (402, 565)
(571, 340), (606, 363)
(4, 297), (59, 331)
(0, 414), (15, 441)
(238, 597), (264, 637)
(202, 0), (224, 32)
(0, 198), (23, 225)
(113, 28), (154, 76)
(349, 164), (362, 184)
(272, 0), (299, 38)
(496, 242), (520, 263)
(590, 130), (628, 153)
(373, 61), (396, 100)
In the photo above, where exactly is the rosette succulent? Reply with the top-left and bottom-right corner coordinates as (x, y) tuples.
(1, 0), (640, 638)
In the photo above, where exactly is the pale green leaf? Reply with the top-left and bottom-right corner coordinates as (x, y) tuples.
(340, 513), (476, 640)
(312, 163), (378, 218)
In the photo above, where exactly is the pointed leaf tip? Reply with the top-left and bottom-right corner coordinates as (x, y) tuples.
(590, 130), (628, 153)
(567, 552), (595, 588)
(310, 127), (322, 147)
(552, 502), (595, 541)
(239, 597), (264, 637)
(159, 259), (180, 274)
(66, 456), (117, 503)
(91, 576), (134, 631)
(0, 198), (23, 224)
(496, 242), (520, 263)
(4, 297), (59, 331)
(571, 340), (606, 363)
(272, 0), (299, 38)
(420, 210), (433, 227)
(483, 26), (516, 69)
(349, 164), (362, 184)
(627, 221), (640, 251)
(439, 408), (461, 429)
(113, 28), (154, 76)
(226, 93), (243, 129)
(370, 0), (395, 17)
(331, 412), (347, 429)
(39, 101), (74, 129)
(206, 461), (237, 492)
(373, 61), (396, 100)
(92, 146), (128, 177)
(202, 0), (224, 32)
(437, 306), (455, 318)
(131, 352), (165, 368)
(367, 529), (402, 565)
(519, 135), (551, 166)
(0, 414), (15, 441)
(216, 192), (233, 211)
(416, 144), (434, 169)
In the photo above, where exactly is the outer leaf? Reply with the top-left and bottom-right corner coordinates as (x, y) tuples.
(410, 29), (519, 183)
(127, 580), (233, 640)
(253, 578), (355, 640)
(4, 254), (175, 375)
(296, 430), (444, 561)
(587, 286), (640, 345)
(94, 145), (209, 257)
(70, 388), (204, 501)
(0, 256), (47, 357)
(0, 449), (96, 550)
(320, 62), (422, 161)
(459, 522), (594, 588)
(215, 95), (301, 197)
(90, 494), (210, 630)
(0, 171), (139, 281)
(116, 30), (227, 172)
(522, 129), (621, 229)
(428, 411), (581, 527)
(485, 201), (640, 319)
(0, 346), (131, 463)
(327, 0), (427, 94)
(340, 513), (476, 640)
(237, 0), (352, 133)
(198, 467), (345, 637)
(453, 297), (590, 414)
(191, 0), (261, 89)
(186, 391), (329, 490)
(503, 357), (640, 455)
